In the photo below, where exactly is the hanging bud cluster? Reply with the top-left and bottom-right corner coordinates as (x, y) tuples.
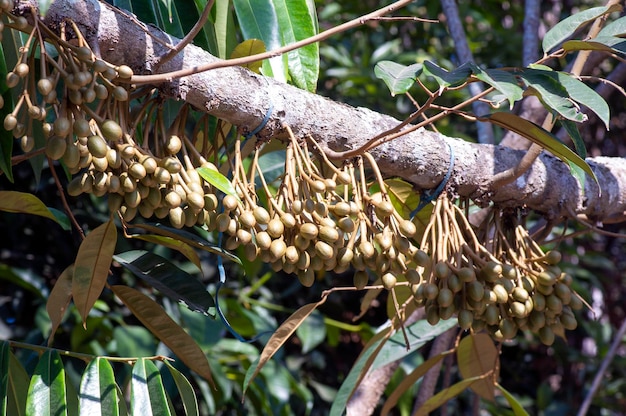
(411, 196), (582, 345)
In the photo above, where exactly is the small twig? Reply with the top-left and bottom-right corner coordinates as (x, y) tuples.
(129, 0), (416, 84)
(153, 0), (215, 70)
(47, 158), (86, 239)
(577, 317), (626, 416)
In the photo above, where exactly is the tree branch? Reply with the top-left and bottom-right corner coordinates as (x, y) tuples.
(17, 0), (626, 223)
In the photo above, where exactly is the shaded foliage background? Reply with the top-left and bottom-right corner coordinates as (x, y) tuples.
(1, 0), (626, 414)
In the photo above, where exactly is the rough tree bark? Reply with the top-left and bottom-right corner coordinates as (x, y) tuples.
(17, 0), (626, 224)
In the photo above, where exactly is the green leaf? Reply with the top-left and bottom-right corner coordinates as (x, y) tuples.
(371, 319), (458, 371)
(414, 375), (487, 416)
(598, 16), (626, 38)
(131, 359), (171, 416)
(230, 39), (266, 73)
(384, 178), (421, 218)
(73, 220), (117, 326)
(232, 0), (286, 82)
(131, 223), (240, 264)
(374, 61), (423, 96)
(26, 350), (68, 416)
(496, 383), (531, 416)
(113, 250), (215, 316)
(422, 61), (472, 91)
(469, 65), (523, 110)
(111, 285), (215, 386)
(457, 333), (497, 401)
(163, 361), (199, 416)
(46, 265), (74, 346)
(519, 69), (586, 123)
(79, 358), (121, 416)
(560, 119), (587, 159)
(0, 191), (64, 225)
(381, 350), (454, 416)
(273, 0), (319, 91)
(562, 36), (626, 55)
(244, 299), (325, 393)
(484, 112), (598, 190)
(0, 341), (8, 415)
(196, 166), (240, 201)
(7, 352), (29, 416)
(554, 71), (610, 129)
(295, 309), (326, 354)
(542, 5), (622, 53)
(128, 234), (202, 270)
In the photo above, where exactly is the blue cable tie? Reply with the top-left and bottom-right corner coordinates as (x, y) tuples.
(243, 103), (274, 141)
(411, 142), (455, 219)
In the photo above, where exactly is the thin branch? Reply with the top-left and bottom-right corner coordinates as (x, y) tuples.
(577, 317), (626, 416)
(153, 0), (215, 71)
(128, 0), (415, 84)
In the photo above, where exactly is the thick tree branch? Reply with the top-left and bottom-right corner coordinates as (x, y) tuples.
(18, 0), (626, 223)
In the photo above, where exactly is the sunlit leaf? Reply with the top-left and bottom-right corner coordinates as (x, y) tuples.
(553, 71), (610, 129)
(196, 166), (240, 201)
(385, 178), (421, 217)
(496, 383), (531, 416)
(79, 358), (120, 416)
(273, 0), (319, 91)
(0, 191), (64, 225)
(414, 375), (488, 416)
(46, 265), (74, 346)
(131, 358), (171, 416)
(230, 39), (266, 73)
(163, 361), (199, 416)
(422, 61), (472, 92)
(0, 341), (8, 415)
(484, 112), (598, 189)
(114, 250), (214, 316)
(381, 350), (454, 416)
(213, 0), (237, 59)
(470, 65), (523, 109)
(374, 61), (423, 96)
(131, 223), (240, 264)
(244, 299), (325, 393)
(232, 0), (286, 82)
(542, 5), (622, 53)
(111, 285), (215, 386)
(128, 234), (201, 270)
(562, 36), (626, 55)
(457, 333), (497, 401)
(7, 352), (28, 416)
(26, 350), (67, 416)
(73, 220), (117, 326)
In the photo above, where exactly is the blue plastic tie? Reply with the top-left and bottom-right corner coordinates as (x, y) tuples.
(411, 142), (455, 219)
(243, 103), (274, 141)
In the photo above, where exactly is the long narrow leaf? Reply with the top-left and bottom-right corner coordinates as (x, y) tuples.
(470, 65), (523, 109)
(73, 220), (117, 326)
(484, 112), (598, 188)
(244, 299), (326, 393)
(542, 5), (622, 53)
(79, 358), (120, 416)
(7, 352), (29, 416)
(0, 191), (64, 225)
(273, 0), (319, 91)
(131, 359), (171, 416)
(163, 361), (199, 416)
(46, 265), (74, 346)
(26, 350), (67, 416)
(415, 375), (489, 416)
(496, 383), (531, 416)
(111, 285), (215, 387)
(374, 61), (422, 96)
(114, 250), (214, 315)
(127, 234), (202, 270)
